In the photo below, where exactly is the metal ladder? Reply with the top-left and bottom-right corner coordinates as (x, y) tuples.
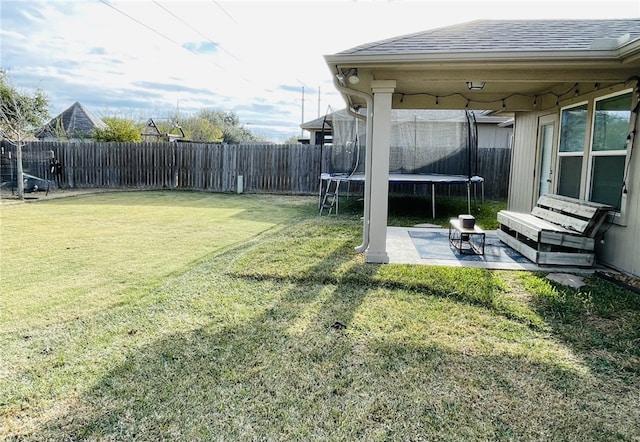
(319, 178), (340, 216)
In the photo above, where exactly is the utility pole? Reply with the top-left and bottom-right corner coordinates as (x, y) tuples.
(317, 86), (321, 118)
(300, 86), (305, 138)
(296, 80), (308, 139)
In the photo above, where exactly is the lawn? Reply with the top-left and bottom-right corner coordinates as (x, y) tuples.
(1, 191), (639, 441)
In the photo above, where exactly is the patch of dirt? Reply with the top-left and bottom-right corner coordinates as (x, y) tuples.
(597, 270), (640, 294)
(0, 188), (121, 204)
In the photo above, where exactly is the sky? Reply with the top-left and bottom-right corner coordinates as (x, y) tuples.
(1, 1), (639, 142)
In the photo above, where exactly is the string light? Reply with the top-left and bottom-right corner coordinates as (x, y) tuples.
(389, 77), (637, 110)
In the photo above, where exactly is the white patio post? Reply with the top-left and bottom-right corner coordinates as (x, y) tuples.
(365, 80), (396, 263)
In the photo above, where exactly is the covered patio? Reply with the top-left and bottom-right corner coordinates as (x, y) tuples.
(325, 18), (640, 277)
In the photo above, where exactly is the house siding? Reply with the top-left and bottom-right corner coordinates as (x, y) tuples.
(508, 89), (640, 278)
(477, 124), (512, 150)
(598, 98), (640, 277)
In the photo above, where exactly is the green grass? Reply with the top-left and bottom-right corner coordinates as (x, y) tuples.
(1, 191), (639, 441)
(0, 191), (312, 330)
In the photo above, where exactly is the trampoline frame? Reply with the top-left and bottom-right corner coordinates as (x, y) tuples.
(320, 172), (484, 218)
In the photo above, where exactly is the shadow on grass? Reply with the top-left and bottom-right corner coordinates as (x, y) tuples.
(53, 336), (621, 439)
(31, 280), (636, 440)
(30, 226), (374, 440)
(24, 219), (639, 441)
(516, 271), (640, 378)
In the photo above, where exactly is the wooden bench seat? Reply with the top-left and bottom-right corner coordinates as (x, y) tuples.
(496, 194), (612, 267)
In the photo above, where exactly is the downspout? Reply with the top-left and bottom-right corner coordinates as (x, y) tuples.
(332, 77), (373, 254)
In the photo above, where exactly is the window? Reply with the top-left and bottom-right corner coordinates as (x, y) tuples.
(556, 90), (633, 213)
(588, 92), (632, 210)
(557, 103), (588, 198)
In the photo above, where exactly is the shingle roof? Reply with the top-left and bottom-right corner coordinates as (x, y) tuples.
(37, 101), (106, 139)
(301, 113), (333, 130)
(338, 19), (640, 56)
(302, 109), (510, 129)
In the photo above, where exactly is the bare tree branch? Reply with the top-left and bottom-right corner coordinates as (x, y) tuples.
(0, 71), (50, 199)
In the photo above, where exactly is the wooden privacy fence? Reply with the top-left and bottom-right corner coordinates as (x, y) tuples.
(4, 142), (323, 194)
(1, 141), (511, 199)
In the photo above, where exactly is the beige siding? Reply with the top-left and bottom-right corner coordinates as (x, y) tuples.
(477, 125), (512, 149)
(507, 97), (640, 279)
(507, 112), (538, 212)
(598, 104), (640, 278)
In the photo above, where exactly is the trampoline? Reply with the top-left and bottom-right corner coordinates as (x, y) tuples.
(319, 109), (484, 218)
(320, 172), (484, 218)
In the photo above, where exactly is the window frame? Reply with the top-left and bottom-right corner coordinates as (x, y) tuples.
(585, 89), (633, 216)
(557, 101), (589, 199)
(555, 89), (634, 225)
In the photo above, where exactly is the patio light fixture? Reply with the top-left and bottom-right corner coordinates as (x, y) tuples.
(466, 81), (485, 91)
(348, 69), (360, 84)
(336, 68), (359, 85)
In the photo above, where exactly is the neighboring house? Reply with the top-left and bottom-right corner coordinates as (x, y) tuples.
(302, 108), (512, 150)
(300, 112), (335, 145)
(142, 118), (185, 143)
(36, 101), (106, 141)
(324, 19), (640, 278)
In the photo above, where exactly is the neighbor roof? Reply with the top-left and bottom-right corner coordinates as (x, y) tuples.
(301, 113), (333, 130)
(37, 101), (106, 139)
(338, 19), (640, 56)
(301, 109), (510, 130)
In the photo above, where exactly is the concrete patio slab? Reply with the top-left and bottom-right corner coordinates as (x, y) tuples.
(386, 226), (598, 274)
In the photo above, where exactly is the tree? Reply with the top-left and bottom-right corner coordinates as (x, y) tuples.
(284, 134), (301, 144)
(158, 112), (223, 142)
(92, 116), (142, 142)
(180, 116), (224, 142)
(196, 109), (258, 144)
(0, 70), (50, 200)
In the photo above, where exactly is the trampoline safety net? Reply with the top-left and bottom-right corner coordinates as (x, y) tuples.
(327, 108), (478, 178)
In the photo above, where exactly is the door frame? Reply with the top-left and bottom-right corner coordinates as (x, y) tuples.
(533, 113), (559, 207)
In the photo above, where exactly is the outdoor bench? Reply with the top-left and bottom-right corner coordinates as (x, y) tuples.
(496, 194), (613, 267)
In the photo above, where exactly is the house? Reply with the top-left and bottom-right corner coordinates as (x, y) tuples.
(324, 19), (640, 278)
(301, 108), (512, 149)
(300, 112), (334, 145)
(36, 101), (106, 141)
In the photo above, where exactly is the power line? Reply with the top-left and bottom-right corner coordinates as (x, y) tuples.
(211, 0), (238, 24)
(152, 1), (242, 62)
(98, 0), (199, 56)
